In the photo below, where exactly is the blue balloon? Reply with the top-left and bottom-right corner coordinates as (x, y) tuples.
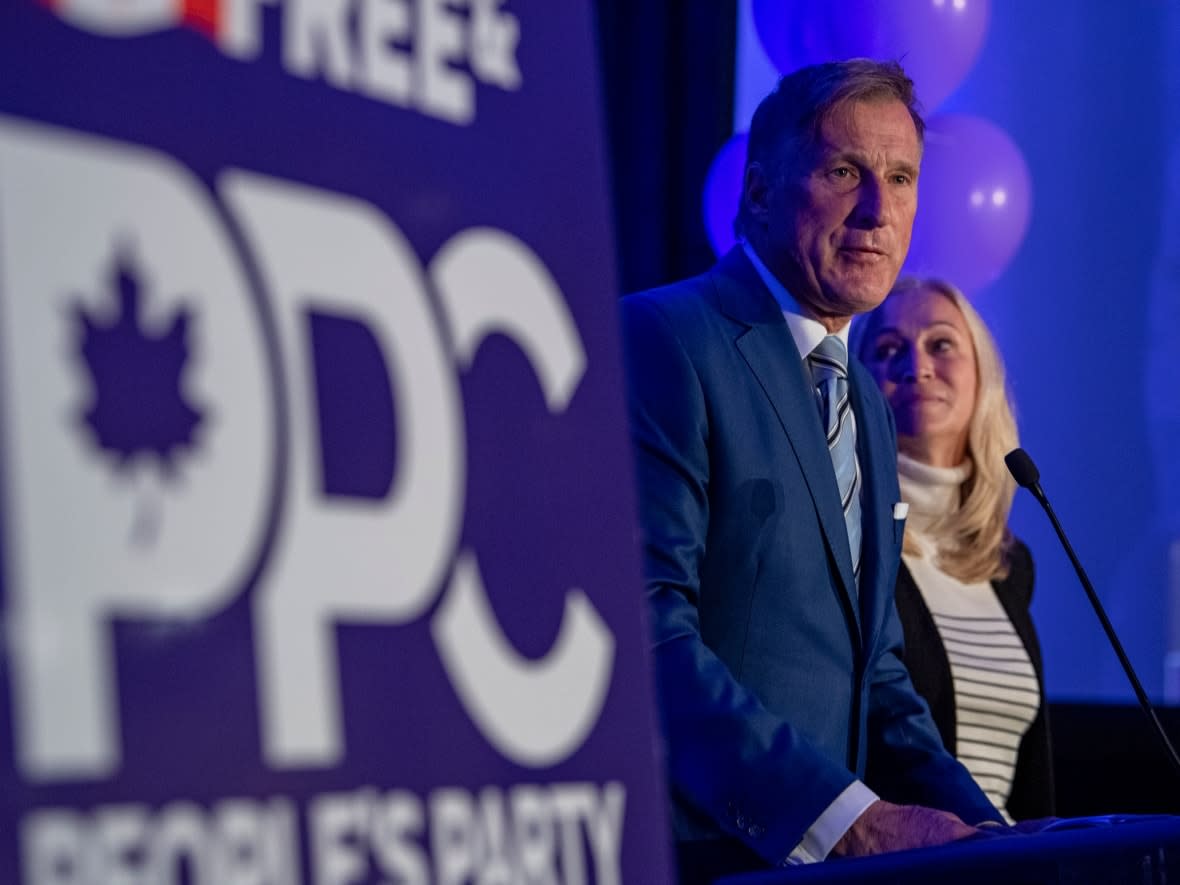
(702, 131), (749, 257)
(904, 113), (1032, 293)
(752, 0), (990, 113)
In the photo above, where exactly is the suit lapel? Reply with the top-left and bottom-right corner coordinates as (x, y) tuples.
(849, 359), (898, 650)
(713, 249), (862, 638)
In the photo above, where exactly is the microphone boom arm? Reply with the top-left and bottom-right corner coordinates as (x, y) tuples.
(1007, 448), (1180, 780)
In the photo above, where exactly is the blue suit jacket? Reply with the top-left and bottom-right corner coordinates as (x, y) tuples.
(620, 248), (999, 865)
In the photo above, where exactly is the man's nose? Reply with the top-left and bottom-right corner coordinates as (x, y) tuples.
(852, 175), (892, 228)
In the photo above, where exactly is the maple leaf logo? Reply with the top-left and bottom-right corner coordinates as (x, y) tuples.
(72, 246), (205, 476)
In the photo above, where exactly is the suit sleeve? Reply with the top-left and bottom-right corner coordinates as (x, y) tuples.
(864, 602), (1005, 824)
(621, 293), (861, 862)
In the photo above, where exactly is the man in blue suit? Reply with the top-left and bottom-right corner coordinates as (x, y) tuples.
(621, 60), (1004, 880)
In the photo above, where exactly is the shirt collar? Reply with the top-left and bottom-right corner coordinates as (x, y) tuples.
(742, 241), (849, 361)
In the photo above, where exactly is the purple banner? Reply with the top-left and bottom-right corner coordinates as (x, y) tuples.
(0, 1), (674, 882)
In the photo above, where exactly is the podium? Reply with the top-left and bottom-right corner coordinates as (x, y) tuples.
(718, 816), (1180, 885)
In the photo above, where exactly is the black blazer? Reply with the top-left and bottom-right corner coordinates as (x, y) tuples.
(894, 539), (1056, 820)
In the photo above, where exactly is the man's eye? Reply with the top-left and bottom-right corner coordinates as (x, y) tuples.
(830, 166), (855, 179)
(873, 343), (899, 360)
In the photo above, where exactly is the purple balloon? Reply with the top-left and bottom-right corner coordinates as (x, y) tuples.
(905, 113), (1032, 293)
(702, 131), (749, 257)
(752, 0), (990, 113)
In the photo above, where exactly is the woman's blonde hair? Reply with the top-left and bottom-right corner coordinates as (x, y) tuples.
(854, 277), (1019, 582)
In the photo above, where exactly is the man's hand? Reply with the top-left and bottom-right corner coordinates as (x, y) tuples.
(830, 800), (979, 858)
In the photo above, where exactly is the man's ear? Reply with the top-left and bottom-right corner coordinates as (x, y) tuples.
(743, 161), (771, 226)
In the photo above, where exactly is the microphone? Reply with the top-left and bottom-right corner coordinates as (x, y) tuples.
(1005, 447), (1180, 779)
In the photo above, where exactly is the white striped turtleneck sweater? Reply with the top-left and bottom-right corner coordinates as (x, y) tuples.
(897, 453), (1039, 822)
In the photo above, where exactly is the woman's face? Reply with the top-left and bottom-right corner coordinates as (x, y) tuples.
(860, 286), (978, 467)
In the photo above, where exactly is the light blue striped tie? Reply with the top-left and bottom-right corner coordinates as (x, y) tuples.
(809, 336), (862, 582)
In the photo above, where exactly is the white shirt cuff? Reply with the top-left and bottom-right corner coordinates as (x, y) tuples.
(784, 781), (879, 865)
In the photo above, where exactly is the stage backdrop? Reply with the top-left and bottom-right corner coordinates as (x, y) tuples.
(0, 1), (675, 883)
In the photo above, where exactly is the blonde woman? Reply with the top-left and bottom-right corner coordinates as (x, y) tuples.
(854, 277), (1054, 821)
